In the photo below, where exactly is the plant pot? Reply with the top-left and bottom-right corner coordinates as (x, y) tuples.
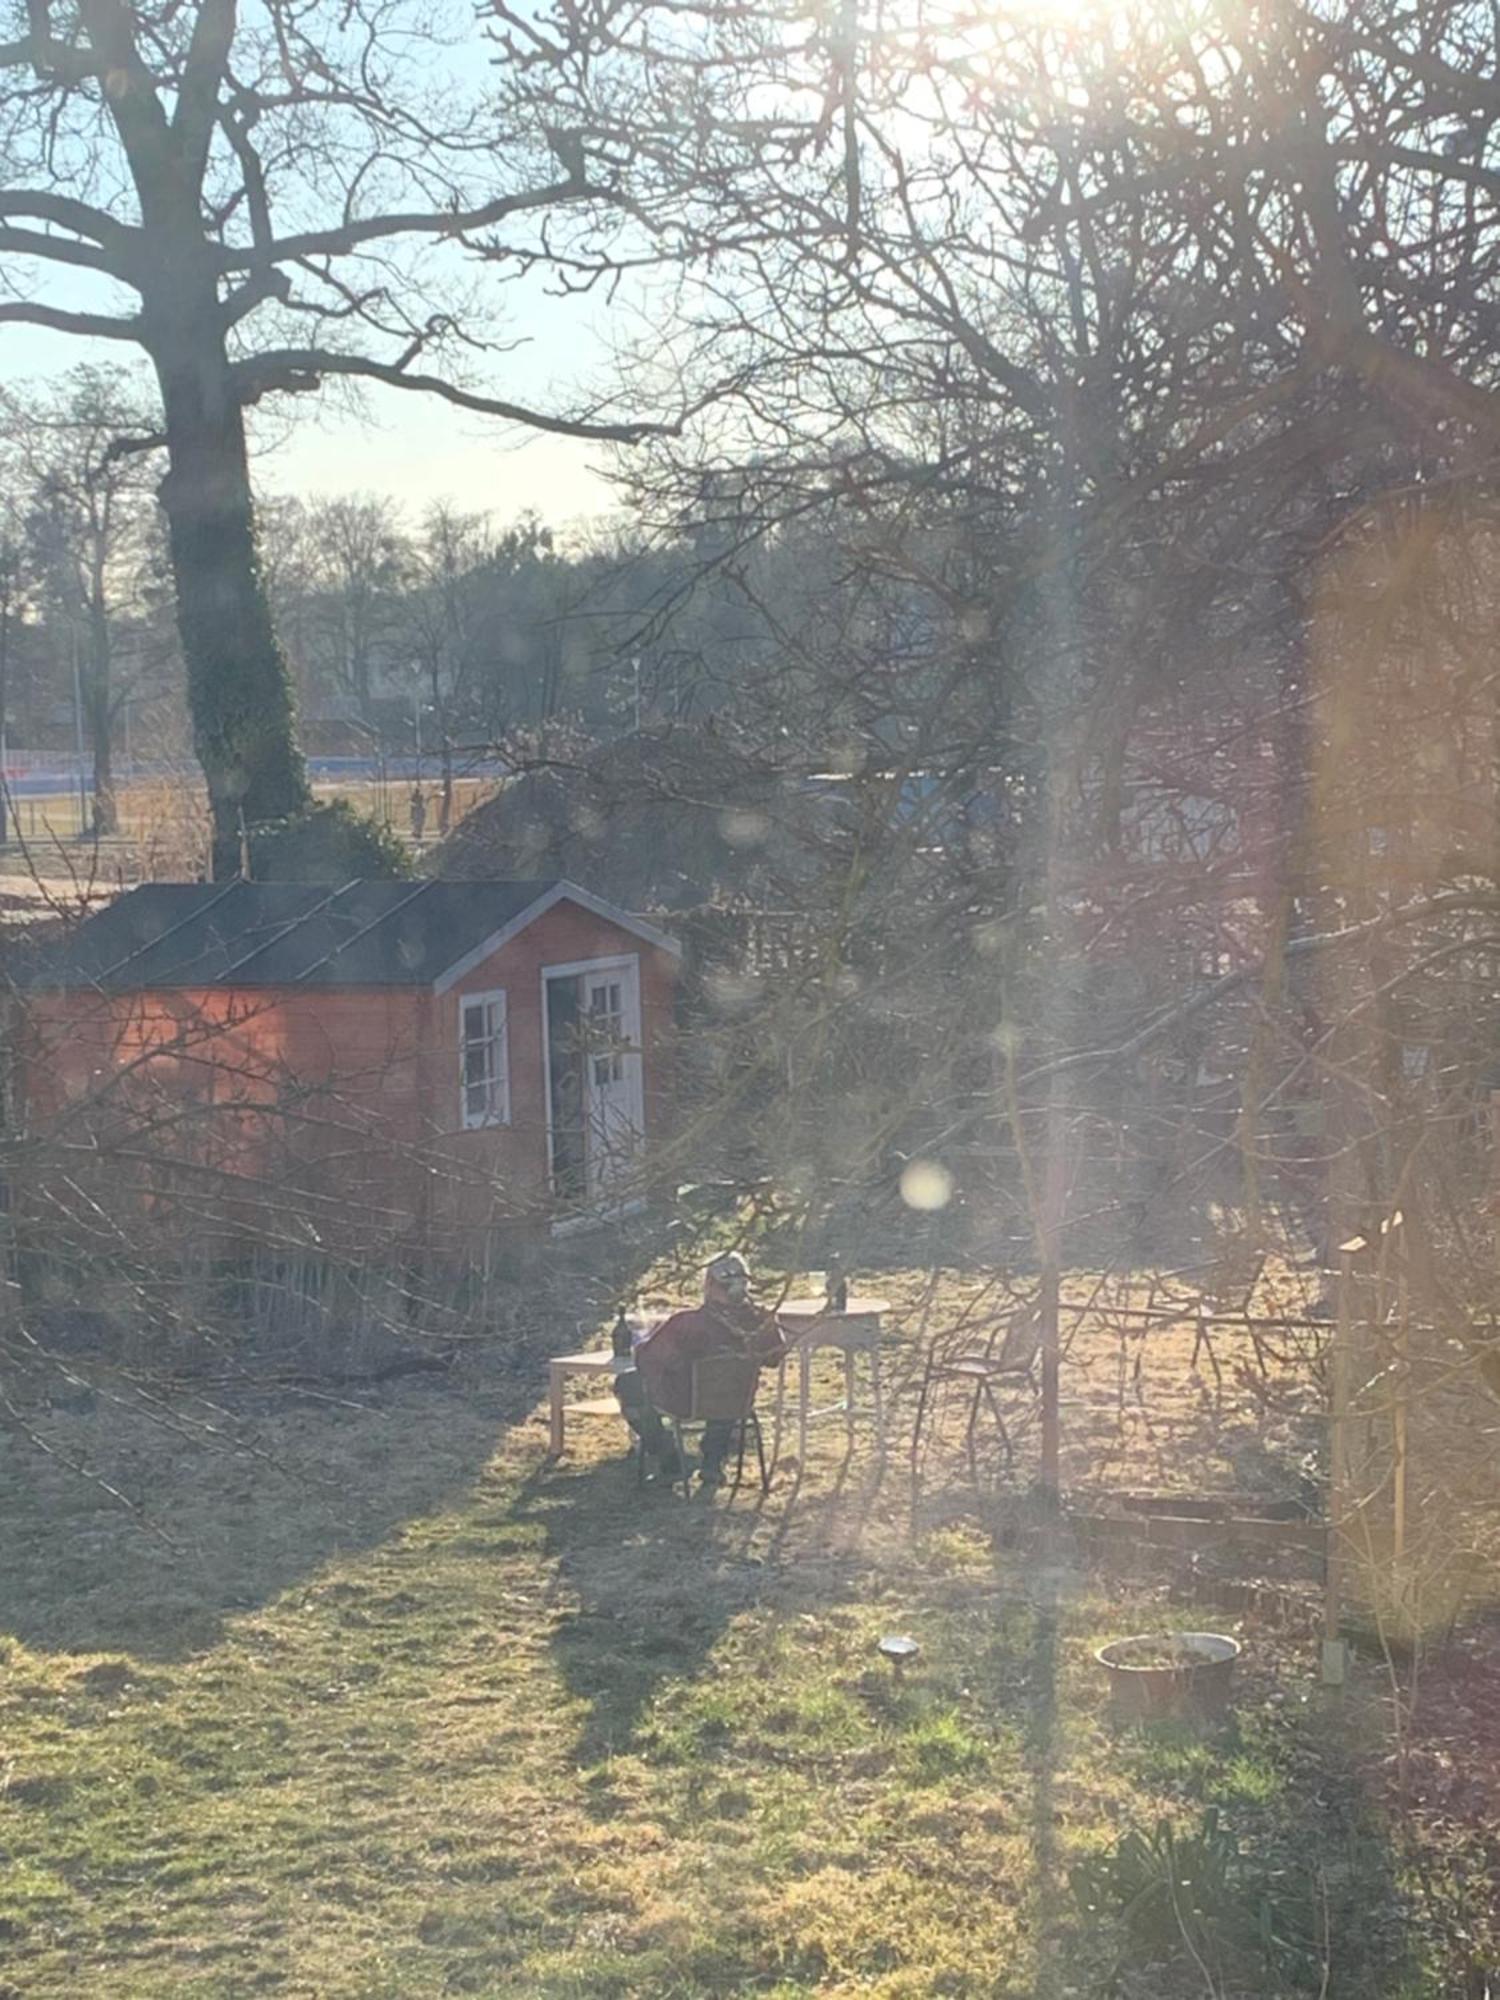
(1095, 1631), (1240, 1723)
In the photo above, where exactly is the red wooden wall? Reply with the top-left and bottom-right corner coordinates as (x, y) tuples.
(19, 900), (678, 1260)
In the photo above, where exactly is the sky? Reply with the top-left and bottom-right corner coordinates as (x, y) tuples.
(253, 388), (619, 530)
(0, 283), (627, 534)
(0, 0), (656, 539)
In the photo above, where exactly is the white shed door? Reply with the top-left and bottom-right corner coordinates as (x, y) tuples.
(581, 960), (644, 1196)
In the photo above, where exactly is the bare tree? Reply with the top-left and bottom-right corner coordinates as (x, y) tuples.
(252, 493), (318, 721)
(0, 496), (28, 846)
(0, 0), (685, 874)
(457, 0), (1500, 1344)
(403, 502), (497, 828)
(304, 494), (411, 727)
(6, 366), (162, 836)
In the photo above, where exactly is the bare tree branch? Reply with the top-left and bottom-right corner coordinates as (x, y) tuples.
(231, 349), (677, 441)
(0, 302), (141, 340)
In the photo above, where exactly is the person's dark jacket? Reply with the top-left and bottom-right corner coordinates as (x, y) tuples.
(636, 1298), (787, 1418)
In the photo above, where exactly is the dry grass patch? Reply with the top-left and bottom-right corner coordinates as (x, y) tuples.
(0, 1260), (1413, 1997)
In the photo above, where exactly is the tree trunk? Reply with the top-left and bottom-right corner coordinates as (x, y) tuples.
(90, 732), (116, 838)
(0, 587), (10, 849)
(85, 595), (117, 837)
(150, 321), (310, 878)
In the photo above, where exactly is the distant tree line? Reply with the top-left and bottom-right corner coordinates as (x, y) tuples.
(0, 367), (836, 843)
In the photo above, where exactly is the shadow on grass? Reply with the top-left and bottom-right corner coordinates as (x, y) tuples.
(510, 1453), (785, 1771)
(962, 1499), (1416, 1999)
(510, 1409), (891, 1777)
(0, 1241), (662, 1663)
(1025, 1563), (1065, 1998)
(1088, 1669), (1419, 1995)
(0, 1372), (539, 1662)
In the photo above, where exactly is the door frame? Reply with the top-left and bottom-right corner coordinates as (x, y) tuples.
(539, 952), (645, 1201)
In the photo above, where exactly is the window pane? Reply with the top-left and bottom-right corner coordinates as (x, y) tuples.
(462, 995), (505, 1123)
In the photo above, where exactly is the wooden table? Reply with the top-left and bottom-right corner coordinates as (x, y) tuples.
(772, 1296), (891, 1467)
(549, 1299), (892, 1465)
(547, 1349), (624, 1457)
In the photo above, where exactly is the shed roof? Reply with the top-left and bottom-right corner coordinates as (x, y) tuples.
(20, 880), (679, 992)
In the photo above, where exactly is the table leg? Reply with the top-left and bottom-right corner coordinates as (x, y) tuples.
(844, 1346), (856, 1447)
(549, 1363), (565, 1457)
(871, 1341), (886, 1456)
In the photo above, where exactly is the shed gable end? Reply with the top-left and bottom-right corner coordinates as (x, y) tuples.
(431, 882), (680, 994)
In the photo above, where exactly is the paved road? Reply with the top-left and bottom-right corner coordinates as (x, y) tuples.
(1, 756), (506, 797)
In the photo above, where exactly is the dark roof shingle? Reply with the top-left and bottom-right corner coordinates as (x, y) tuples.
(22, 880), (563, 990)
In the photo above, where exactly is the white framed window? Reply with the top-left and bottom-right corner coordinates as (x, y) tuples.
(460, 988), (509, 1128)
(587, 976), (626, 1087)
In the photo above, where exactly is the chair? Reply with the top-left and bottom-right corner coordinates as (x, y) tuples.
(644, 1352), (770, 1499)
(911, 1303), (1042, 1496)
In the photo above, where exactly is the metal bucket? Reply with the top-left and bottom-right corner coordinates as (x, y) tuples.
(1095, 1631), (1240, 1723)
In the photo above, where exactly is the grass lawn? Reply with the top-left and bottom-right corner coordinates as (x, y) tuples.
(0, 1263), (1427, 1997)
(0, 774), (495, 883)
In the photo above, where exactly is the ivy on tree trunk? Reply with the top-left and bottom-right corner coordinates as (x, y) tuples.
(153, 338), (310, 880)
(0, 0), (669, 884)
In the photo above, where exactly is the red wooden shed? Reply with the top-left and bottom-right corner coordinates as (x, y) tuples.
(17, 879), (681, 1258)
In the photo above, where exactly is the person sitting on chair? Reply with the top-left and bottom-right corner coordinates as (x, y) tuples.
(610, 1310), (686, 1483)
(635, 1252), (787, 1491)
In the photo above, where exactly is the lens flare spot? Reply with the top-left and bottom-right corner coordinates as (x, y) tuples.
(900, 1160), (953, 1212)
(720, 809), (769, 848)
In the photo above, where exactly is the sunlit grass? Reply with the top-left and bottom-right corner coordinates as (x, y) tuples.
(0, 1261), (1413, 1996)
